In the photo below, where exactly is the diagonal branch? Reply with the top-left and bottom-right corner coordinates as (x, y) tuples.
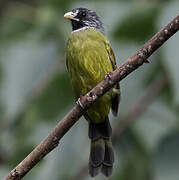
(4, 15), (179, 180)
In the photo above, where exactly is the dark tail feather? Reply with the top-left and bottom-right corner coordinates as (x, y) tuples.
(101, 138), (114, 177)
(88, 118), (112, 140)
(89, 165), (101, 177)
(112, 83), (120, 116)
(88, 118), (114, 177)
(89, 139), (105, 177)
(111, 93), (119, 116)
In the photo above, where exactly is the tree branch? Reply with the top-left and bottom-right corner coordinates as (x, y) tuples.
(4, 15), (179, 180)
(70, 73), (168, 180)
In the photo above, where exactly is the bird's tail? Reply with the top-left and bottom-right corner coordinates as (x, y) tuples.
(88, 117), (114, 177)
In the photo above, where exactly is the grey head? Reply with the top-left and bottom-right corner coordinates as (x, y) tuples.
(64, 7), (104, 33)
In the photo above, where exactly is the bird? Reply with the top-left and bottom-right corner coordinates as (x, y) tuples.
(64, 7), (120, 177)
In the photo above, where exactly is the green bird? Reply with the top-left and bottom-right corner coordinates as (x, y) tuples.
(64, 8), (120, 177)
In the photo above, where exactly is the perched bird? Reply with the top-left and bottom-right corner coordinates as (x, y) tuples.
(64, 7), (120, 177)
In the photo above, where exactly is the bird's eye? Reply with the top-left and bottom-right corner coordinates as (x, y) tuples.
(81, 12), (86, 17)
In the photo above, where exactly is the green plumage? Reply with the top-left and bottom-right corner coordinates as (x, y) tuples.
(66, 27), (120, 177)
(66, 28), (119, 123)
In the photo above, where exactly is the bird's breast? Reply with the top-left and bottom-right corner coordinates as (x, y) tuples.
(66, 29), (113, 94)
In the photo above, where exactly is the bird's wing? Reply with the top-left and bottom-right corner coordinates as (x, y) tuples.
(66, 58), (69, 71)
(104, 41), (120, 116)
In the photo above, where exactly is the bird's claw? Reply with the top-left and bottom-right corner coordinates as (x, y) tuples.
(105, 72), (113, 79)
(76, 96), (85, 109)
(105, 72), (114, 84)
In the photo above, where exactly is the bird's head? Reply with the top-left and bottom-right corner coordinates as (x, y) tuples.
(64, 8), (104, 32)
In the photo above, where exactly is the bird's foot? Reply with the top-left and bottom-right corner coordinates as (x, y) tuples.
(105, 72), (113, 79)
(76, 95), (85, 109)
(87, 92), (98, 101)
(105, 72), (114, 85)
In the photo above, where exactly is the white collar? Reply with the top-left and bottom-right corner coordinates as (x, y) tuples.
(71, 27), (95, 33)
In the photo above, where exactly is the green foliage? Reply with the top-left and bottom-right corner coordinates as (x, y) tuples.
(113, 4), (159, 42)
(33, 71), (73, 120)
(42, 0), (74, 10)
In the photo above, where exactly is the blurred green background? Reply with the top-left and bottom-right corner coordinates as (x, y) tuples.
(0, 0), (179, 180)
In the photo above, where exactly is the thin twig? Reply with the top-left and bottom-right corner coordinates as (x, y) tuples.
(4, 15), (179, 180)
(70, 74), (168, 180)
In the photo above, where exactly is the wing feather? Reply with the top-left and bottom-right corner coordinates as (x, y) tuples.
(104, 41), (120, 116)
